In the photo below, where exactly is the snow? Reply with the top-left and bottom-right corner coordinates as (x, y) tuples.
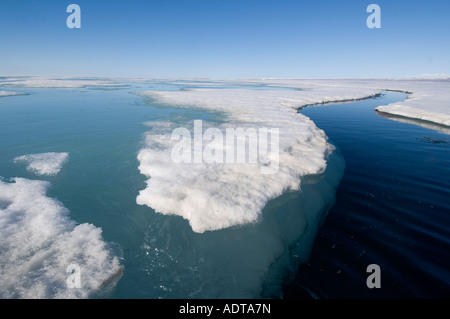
(136, 78), (450, 233)
(0, 178), (123, 298)
(2, 76), (448, 128)
(14, 152), (69, 176)
(136, 84), (380, 233)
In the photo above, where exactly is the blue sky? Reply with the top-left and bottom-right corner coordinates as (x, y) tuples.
(1, 0), (449, 78)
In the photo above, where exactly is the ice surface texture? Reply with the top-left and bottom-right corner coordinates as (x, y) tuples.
(14, 152), (69, 176)
(136, 84), (380, 233)
(0, 178), (122, 298)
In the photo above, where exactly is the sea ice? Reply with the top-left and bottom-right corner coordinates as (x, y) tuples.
(253, 78), (450, 128)
(14, 152), (69, 176)
(136, 84), (380, 233)
(0, 91), (26, 97)
(374, 80), (450, 127)
(0, 76), (121, 88)
(0, 178), (122, 298)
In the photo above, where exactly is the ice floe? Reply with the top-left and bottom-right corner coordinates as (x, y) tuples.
(136, 84), (380, 233)
(14, 152), (69, 176)
(0, 178), (122, 298)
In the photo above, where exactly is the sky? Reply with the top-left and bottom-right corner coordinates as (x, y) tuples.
(1, 0), (449, 79)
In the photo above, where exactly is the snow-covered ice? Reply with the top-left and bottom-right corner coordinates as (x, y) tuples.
(136, 78), (450, 233)
(374, 80), (450, 127)
(0, 178), (122, 298)
(14, 152), (69, 176)
(136, 84), (380, 233)
(248, 78), (450, 127)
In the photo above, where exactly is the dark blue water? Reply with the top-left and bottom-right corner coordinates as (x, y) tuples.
(284, 92), (450, 298)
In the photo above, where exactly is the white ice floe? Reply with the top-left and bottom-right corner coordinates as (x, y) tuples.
(14, 152), (69, 176)
(373, 80), (450, 127)
(0, 76), (121, 88)
(251, 78), (450, 128)
(136, 78), (450, 233)
(0, 178), (123, 299)
(0, 91), (26, 97)
(136, 84), (380, 233)
(411, 73), (450, 80)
